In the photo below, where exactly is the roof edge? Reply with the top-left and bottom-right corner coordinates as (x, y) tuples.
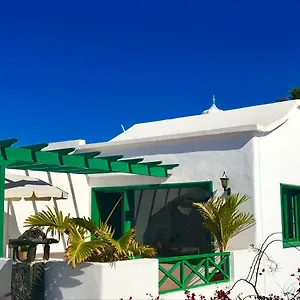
(77, 101), (300, 152)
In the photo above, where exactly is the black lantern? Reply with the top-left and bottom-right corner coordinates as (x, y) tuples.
(220, 171), (231, 195)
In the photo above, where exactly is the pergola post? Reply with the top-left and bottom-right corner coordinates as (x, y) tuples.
(0, 164), (5, 258)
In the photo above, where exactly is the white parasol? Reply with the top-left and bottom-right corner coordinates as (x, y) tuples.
(5, 174), (68, 201)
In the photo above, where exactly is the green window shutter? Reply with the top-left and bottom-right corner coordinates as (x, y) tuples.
(281, 184), (300, 248)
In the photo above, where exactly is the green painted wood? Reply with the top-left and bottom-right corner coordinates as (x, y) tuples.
(20, 143), (49, 151)
(159, 261), (181, 287)
(91, 189), (100, 227)
(0, 138), (176, 177)
(5, 147), (34, 163)
(0, 138), (18, 148)
(225, 255), (230, 279)
(34, 151), (61, 165)
(149, 167), (167, 177)
(281, 184), (300, 246)
(110, 161), (131, 173)
(207, 256), (228, 279)
(123, 190), (134, 234)
(62, 155), (87, 168)
(159, 265), (183, 288)
(131, 164), (151, 176)
(180, 260), (185, 285)
(158, 252), (230, 294)
(87, 158), (110, 171)
(184, 259), (208, 284)
(159, 252), (230, 263)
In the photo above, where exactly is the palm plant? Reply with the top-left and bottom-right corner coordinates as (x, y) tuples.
(193, 193), (255, 252)
(24, 206), (156, 268)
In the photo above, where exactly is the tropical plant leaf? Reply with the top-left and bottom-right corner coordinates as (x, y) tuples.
(71, 217), (98, 235)
(116, 228), (135, 251)
(129, 240), (157, 258)
(66, 224), (105, 268)
(24, 206), (70, 239)
(193, 193), (255, 252)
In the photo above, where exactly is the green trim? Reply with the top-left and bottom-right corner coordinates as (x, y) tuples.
(0, 138), (178, 177)
(92, 181), (213, 192)
(91, 180), (214, 250)
(91, 189), (100, 226)
(158, 251), (229, 262)
(280, 183), (300, 248)
(158, 252), (230, 294)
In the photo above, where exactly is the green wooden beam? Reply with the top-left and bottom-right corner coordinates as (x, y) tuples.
(149, 167), (168, 177)
(20, 143), (49, 151)
(0, 138), (18, 148)
(0, 138), (177, 177)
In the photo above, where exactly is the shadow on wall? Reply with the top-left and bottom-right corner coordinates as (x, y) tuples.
(0, 259), (12, 297)
(6, 171), (87, 258)
(5, 202), (21, 249)
(99, 132), (254, 158)
(44, 262), (89, 300)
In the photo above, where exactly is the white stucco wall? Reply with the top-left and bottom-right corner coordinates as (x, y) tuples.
(44, 259), (158, 300)
(0, 258), (12, 299)
(0, 258), (158, 300)
(4, 170), (90, 258)
(88, 132), (257, 251)
(255, 108), (300, 296)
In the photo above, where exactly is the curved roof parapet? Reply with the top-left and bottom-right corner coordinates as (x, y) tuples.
(77, 100), (300, 151)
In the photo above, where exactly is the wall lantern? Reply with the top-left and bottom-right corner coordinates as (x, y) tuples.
(220, 171), (231, 196)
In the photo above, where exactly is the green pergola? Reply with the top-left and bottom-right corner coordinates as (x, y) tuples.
(0, 138), (179, 257)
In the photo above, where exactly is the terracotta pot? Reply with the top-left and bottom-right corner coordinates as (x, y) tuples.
(210, 271), (224, 282)
(18, 251), (27, 260)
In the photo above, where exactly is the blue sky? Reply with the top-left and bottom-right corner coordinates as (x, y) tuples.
(0, 0), (299, 145)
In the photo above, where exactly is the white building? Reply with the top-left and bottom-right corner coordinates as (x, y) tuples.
(2, 99), (300, 299)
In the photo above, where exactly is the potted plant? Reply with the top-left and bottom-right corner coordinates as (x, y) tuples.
(193, 193), (255, 282)
(24, 206), (158, 299)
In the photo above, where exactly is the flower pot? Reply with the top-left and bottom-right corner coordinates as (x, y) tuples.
(210, 271), (224, 282)
(18, 251), (27, 261)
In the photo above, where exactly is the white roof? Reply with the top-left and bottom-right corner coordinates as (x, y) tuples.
(78, 100), (300, 151)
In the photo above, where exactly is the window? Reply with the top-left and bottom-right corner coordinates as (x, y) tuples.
(281, 184), (300, 246)
(91, 181), (214, 257)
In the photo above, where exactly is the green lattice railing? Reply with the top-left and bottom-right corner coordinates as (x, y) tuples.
(158, 252), (230, 294)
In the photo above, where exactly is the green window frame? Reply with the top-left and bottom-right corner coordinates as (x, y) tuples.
(91, 181), (213, 239)
(281, 184), (300, 248)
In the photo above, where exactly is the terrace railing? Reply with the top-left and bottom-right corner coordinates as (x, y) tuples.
(158, 252), (230, 294)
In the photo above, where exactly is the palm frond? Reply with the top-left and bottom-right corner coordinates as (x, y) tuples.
(24, 206), (70, 238)
(129, 240), (157, 258)
(71, 217), (98, 235)
(116, 228), (135, 252)
(66, 224), (105, 268)
(194, 193), (255, 252)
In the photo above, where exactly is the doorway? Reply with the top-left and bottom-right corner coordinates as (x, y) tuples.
(94, 191), (123, 239)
